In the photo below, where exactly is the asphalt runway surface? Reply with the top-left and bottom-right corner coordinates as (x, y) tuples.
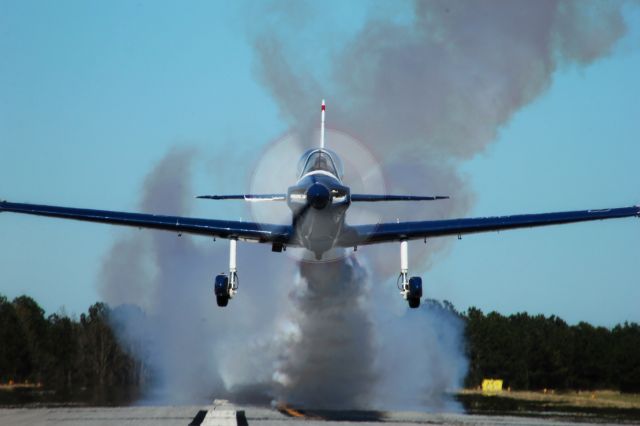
(1, 399), (638, 425)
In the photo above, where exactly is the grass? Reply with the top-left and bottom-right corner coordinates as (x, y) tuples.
(459, 389), (640, 410)
(0, 383), (43, 391)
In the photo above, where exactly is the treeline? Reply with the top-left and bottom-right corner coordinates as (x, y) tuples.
(463, 306), (640, 392)
(1, 294), (639, 397)
(0, 295), (145, 399)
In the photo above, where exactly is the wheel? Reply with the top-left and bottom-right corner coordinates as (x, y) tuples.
(408, 276), (423, 299)
(408, 297), (420, 309)
(214, 274), (229, 297)
(214, 274), (230, 307)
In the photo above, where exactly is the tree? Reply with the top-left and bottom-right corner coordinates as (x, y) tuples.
(0, 295), (29, 382)
(79, 302), (138, 390)
(12, 295), (48, 383)
(45, 312), (80, 390)
(611, 322), (640, 392)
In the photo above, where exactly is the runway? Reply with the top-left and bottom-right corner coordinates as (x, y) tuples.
(1, 399), (638, 426)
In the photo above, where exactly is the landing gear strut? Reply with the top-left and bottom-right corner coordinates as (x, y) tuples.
(397, 240), (423, 308)
(214, 239), (239, 307)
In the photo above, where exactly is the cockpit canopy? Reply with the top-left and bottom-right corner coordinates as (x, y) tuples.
(297, 149), (344, 179)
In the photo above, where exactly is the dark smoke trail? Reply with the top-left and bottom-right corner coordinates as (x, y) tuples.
(274, 255), (377, 409)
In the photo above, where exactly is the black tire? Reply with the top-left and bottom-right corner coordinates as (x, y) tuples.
(409, 276), (423, 299)
(214, 274), (229, 297)
(216, 295), (229, 307)
(408, 297), (420, 309)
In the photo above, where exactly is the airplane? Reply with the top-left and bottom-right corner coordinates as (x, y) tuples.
(1, 100), (639, 308)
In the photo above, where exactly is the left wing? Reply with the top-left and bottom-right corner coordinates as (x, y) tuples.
(338, 205), (640, 246)
(0, 200), (294, 244)
(196, 194), (286, 201)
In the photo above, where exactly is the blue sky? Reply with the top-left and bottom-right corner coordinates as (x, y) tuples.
(1, 1), (639, 326)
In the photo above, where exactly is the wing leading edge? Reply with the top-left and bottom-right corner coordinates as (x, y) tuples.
(196, 194), (287, 201)
(350, 194), (449, 202)
(339, 205), (640, 246)
(0, 201), (294, 244)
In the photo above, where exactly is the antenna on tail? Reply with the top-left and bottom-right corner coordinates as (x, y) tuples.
(320, 99), (326, 149)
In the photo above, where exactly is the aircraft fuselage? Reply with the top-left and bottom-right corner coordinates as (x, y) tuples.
(287, 171), (351, 258)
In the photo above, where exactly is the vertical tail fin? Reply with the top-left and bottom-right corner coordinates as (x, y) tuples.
(320, 99), (326, 149)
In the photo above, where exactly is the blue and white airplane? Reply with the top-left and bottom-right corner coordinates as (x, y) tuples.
(2, 101), (639, 308)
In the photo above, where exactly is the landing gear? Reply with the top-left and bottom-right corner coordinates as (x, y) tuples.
(214, 274), (230, 306)
(407, 277), (422, 308)
(214, 239), (239, 307)
(397, 240), (423, 308)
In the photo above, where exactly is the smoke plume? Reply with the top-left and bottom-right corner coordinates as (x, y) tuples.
(244, 0), (630, 408)
(273, 256), (377, 409)
(99, 0), (631, 411)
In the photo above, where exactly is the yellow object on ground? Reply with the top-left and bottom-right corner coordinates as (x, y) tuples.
(482, 379), (503, 392)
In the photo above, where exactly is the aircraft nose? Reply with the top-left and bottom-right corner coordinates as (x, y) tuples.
(306, 183), (331, 210)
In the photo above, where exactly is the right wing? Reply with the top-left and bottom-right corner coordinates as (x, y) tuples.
(350, 194), (449, 202)
(338, 205), (640, 246)
(0, 200), (294, 244)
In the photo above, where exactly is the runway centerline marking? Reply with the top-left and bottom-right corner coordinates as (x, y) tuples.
(189, 400), (249, 426)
